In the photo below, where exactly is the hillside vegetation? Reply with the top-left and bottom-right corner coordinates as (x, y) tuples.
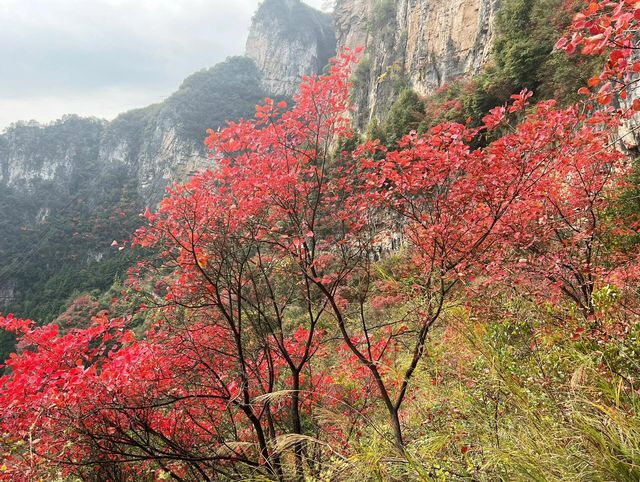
(1, 0), (640, 481)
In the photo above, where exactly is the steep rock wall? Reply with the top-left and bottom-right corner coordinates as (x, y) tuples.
(0, 117), (105, 187)
(0, 117), (205, 209)
(246, 0), (336, 97)
(335, 0), (500, 128)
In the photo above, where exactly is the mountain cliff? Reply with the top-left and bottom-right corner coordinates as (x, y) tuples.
(245, 0), (499, 126)
(334, 0), (499, 128)
(246, 0), (336, 97)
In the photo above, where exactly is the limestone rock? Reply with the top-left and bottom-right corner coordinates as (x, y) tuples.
(335, 0), (500, 128)
(246, 0), (336, 97)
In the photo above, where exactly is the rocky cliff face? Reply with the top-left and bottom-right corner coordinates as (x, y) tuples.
(0, 116), (200, 205)
(97, 114), (205, 206)
(0, 117), (105, 188)
(0, 116), (204, 209)
(246, 0), (336, 97)
(246, 0), (500, 128)
(335, 0), (500, 128)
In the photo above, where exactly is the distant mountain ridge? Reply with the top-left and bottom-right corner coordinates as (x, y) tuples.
(1, 56), (268, 205)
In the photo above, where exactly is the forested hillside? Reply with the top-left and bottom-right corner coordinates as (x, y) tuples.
(0, 57), (270, 360)
(1, 0), (640, 480)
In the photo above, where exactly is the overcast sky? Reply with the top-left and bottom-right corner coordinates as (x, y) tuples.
(0, 0), (328, 131)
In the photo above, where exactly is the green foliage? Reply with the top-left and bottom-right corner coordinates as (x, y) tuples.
(353, 55), (372, 91)
(493, 0), (552, 90)
(616, 154), (640, 244)
(380, 88), (425, 146)
(316, 293), (640, 481)
(365, 118), (386, 144)
(492, 0), (603, 100)
(364, 88), (426, 147)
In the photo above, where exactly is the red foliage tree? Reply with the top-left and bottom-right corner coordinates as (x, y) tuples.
(0, 51), (366, 481)
(557, 0), (640, 113)
(0, 26), (638, 480)
(129, 48), (364, 478)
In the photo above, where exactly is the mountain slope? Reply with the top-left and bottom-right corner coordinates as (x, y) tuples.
(0, 56), (269, 354)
